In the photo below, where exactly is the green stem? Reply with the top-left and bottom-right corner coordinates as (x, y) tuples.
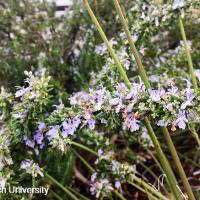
(50, 189), (64, 200)
(112, 0), (150, 89)
(68, 187), (91, 200)
(32, 176), (35, 188)
(113, 190), (127, 200)
(147, 149), (165, 175)
(72, 149), (95, 172)
(128, 181), (159, 200)
(177, 16), (198, 200)
(82, 0), (131, 88)
(140, 161), (169, 194)
(178, 151), (200, 169)
(45, 173), (78, 200)
(189, 121), (200, 148)
(178, 17), (198, 89)
(144, 118), (182, 200)
(162, 127), (196, 200)
(71, 141), (98, 156)
(179, 15), (200, 177)
(140, 161), (159, 182)
(129, 178), (168, 200)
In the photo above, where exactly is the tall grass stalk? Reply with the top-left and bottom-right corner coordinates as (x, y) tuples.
(127, 181), (159, 200)
(128, 180), (168, 200)
(45, 173), (78, 200)
(113, 190), (127, 200)
(71, 141), (98, 156)
(50, 189), (64, 200)
(178, 17), (198, 89)
(82, 0), (131, 88)
(68, 187), (91, 200)
(179, 16), (200, 149)
(82, 0), (183, 199)
(112, 1), (196, 199)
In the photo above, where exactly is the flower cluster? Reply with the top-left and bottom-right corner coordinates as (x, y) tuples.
(23, 122), (46, 154)
(20, 159), (43, 178)
(40, 76), (199, 151)
(12, 69), (51, 121)
(90, 149), (136, 198)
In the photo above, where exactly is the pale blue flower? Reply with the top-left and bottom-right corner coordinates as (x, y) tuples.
(168, 87), (179, 97)
(149, 89), (161, 102)
(98, 149), (103, 156)
(111, 161), (119, 171)
(109, 98), (120, 105)
(157, 120), (168, 127)
(38, 122), (46, 132)
(46, 125), (59, 141)
(88, 119), (95, 130)
(132, 33), (138, 42)
(115, 181), (121, 189)
(174, 110), (188, 129)
(181, 90), (195, 109)
(172, 0), (184, 10)
(33, 131), (44, 145)
(23, 136), (35, 148)
(15, 86), (29, 98)
(124, 114), (140, 132)
(91, 173), (97, 182)
(165, 103), (173, 112)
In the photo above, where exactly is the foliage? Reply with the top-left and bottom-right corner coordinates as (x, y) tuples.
(0, 0), (200, 199)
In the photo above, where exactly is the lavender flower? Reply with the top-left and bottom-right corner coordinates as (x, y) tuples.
(115, 181), (121, 189)
(109, 98), (121, 106)
(91, 173), (97, 182)
(124, 113), (140, 132)
(167, 87), (179, 97)
(53, 103), (64, 110)
(172, 0), (184, 10)
(98, 149), (103, 156)
(157, 120), (168, 127)
(23, 136), (35, 148)
(132, 33), (138, 42)
(46, 125), (59, 141)
(69, 92), (89, 105)
(111, 161), (119, 171)
(33, 131), (44, 145)
(174, 110), (188, 129)
(88, 118), (95, 130)
(95, 44), (107, 55)
(181, 90), (195, 109)
(90, 179), (113, 198)
(62, 116), (81, 138)
(165, 103), (173, 112)
(38, 122), (46, 132)
(15, 86), (29, 98)
(21, 159), (43, 177)
(94, 88), (106, 110)
(149, 89), (161, 102)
